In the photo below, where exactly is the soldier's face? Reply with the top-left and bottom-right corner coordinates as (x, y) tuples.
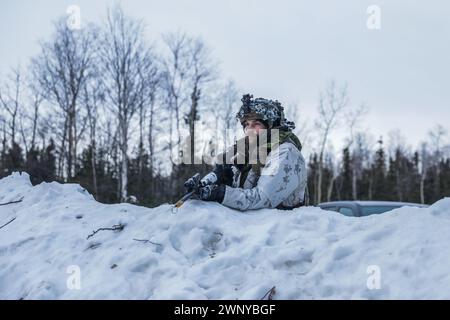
(244, 119), (267, 136)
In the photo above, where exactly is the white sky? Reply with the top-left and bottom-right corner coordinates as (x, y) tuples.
(1, 0), (449, 153)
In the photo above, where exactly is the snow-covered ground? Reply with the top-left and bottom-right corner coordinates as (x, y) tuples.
(0, 172), (450, 299)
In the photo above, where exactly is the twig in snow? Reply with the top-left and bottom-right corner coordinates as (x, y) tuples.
(86, 223), (125, 240)
(260, 286), (276, 300)
(0, 217), (16, 230)
(0, 196), (24, 206)
(85, 242), (102, 250)
(132, 238), (162, 247)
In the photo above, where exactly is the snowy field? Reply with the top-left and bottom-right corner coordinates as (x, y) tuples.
(0, 172), (449, 300)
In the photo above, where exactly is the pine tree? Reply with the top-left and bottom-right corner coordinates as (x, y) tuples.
(340, 147), (353, 200)
(307, 153), (319, 204)
(3, 142), (25, 176)
(371, 139), (387, 200)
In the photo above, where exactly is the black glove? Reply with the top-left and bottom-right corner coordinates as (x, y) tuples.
(184, 173), (200, 192)
(198, 184), (226, 203)
(213, 164), (234, 186)
(199, 164), (234, 188)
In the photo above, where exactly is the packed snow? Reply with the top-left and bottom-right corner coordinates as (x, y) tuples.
(0, 172), (450, 299)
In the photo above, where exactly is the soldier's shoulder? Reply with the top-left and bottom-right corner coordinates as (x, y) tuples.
(265, 142), (304, 166)
(278, 141), (303, 156)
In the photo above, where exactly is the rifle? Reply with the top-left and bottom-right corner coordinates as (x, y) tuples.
(174, 173), (201, 208)
(174, 171), (220, 209)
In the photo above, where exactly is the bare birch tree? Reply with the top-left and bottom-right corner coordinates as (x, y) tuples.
(161, 32), (192, 165)
(99, 5), (158, 202)
(0, 68), (23, 146)
(32, 19), (96, 180)
(314, 80), (349, 204)
(184, 37), (216, 164)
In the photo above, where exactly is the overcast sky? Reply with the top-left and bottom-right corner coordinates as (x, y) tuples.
(1, 0), (449, 152)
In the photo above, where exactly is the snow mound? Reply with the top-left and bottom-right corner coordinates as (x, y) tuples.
(1, 172), (450, 299)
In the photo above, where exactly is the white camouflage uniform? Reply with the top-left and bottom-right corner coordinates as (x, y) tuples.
(221, 141), (307, 211)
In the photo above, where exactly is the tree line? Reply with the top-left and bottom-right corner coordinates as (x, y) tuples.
(1, 5), (449, 207)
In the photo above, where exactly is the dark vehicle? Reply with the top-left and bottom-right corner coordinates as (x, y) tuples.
(317, 201), (429, 217)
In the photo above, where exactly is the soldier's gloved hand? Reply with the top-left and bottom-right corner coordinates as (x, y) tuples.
(199, 164), (233, 188)
(184, 173), (200, 192)
(198, 184), (226, 203)
(215, 164), (234, 186)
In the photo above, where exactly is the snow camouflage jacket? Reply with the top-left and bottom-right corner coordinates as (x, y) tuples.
(218, 130), (307, 211)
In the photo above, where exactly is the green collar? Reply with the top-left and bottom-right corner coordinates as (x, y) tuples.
(238, 129), (302, 187)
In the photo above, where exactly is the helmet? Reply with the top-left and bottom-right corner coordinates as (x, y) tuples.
(236, 94), (295, 130)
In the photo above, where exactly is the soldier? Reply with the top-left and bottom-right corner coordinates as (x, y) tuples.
(191, 94), (307, 210)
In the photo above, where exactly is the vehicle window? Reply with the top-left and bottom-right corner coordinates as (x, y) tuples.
(338, 207), (354, 217)
(321, 206), (338, 212)
(360, 206), (400, 216)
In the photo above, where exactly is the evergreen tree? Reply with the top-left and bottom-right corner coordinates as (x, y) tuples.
(2, 142), (25, 176)
(371, 140), (387, 200)
(340, 147), (353, 200)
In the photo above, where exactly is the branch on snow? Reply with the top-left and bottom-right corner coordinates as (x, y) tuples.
(132, 238), (162, 247)
(260, 286), (276, 300)
(86, 223), (126, 240)
(0, 217), (16, 230)
(0, 196), (24, 206)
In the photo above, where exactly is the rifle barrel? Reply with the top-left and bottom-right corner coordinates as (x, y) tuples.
(174, 190), (196, 208)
